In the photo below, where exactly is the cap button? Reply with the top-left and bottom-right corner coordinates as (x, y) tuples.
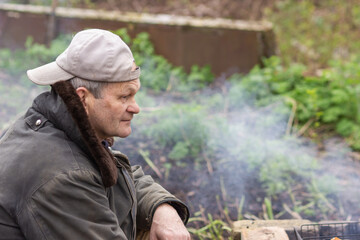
(35, 119), (42, 126)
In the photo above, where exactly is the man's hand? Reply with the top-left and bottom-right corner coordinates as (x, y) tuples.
(150, 203), (191, 240)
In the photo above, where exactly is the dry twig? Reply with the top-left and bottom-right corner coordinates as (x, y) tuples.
(283, 203), (302, 219)
(285, 97), (297, 136)
(296, 118), (315, 137)
(139, 150), (163, 179)
(202, 150), (214, 174)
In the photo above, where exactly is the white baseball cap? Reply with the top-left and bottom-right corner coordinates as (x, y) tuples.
(27, 29), (140, 85)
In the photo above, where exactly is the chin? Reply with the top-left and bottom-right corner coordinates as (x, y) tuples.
(117, 129), (132, 138)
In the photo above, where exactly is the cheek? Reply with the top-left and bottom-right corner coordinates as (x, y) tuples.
(100, 101), (118, 115)
(111, 103), (127, 115)
(90, 102), (110, 123)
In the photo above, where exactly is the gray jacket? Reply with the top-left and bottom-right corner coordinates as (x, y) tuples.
(0, 85), (188, 239)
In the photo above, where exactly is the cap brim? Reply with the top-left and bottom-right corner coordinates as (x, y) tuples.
(27, 62), (74, 85)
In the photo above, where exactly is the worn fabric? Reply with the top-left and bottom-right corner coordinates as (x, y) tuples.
(27, 29), (141, 86)
(0, 86), (189, 239)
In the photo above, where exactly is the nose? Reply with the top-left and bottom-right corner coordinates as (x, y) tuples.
(127, 100), (140, 114)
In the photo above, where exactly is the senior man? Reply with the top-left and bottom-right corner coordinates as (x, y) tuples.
(0, 29), (190, 239)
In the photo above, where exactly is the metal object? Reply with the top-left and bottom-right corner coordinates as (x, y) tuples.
(35, 119), (42, 126)
(294, 222), (360, 240)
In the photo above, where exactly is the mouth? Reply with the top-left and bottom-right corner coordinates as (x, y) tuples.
(121, 116), (133, 122)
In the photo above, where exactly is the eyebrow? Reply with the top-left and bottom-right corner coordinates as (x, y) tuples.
(124, 85), (139, 94)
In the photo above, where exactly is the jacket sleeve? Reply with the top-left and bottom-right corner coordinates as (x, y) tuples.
(17, 169), (127, 240)
(131, 165), (189, 230)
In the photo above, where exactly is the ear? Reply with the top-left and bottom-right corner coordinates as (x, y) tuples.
(75, 87), (92, 113)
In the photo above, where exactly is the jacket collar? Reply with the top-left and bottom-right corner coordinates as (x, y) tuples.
(31, 81), (118, 187)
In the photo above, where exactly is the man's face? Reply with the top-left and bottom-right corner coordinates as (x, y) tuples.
(85, 78), (141, 140)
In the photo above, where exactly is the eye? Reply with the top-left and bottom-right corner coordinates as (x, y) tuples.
(119, 95), (130, 101)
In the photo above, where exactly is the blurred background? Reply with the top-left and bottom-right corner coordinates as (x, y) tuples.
(1, 0), (360, 239)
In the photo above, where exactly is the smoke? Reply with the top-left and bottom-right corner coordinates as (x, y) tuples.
(1, 29), (359, 226)
(319, 138), (360, 218)
(1, 53), (360, 224)
(1, 65), (360, 227)
(115, 80), (360, 223)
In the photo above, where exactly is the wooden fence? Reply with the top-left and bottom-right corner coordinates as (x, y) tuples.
(0, 3), (276, 76)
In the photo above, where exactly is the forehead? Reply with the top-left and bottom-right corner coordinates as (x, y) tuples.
(104, 79), (140, 94)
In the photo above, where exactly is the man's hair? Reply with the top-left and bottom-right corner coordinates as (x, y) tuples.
(69, 77), (109, 99)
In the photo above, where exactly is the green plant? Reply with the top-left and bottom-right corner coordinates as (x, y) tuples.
(237, 196), (245, 221)
(139, 103), (210, 166)
(265, 0), (360, 69)
(188, 213), (232, 240)
(263, 197), (274, 220)
(113, 28), (214, 92)
(0, 35), (70, 86)
(229, 55), (360, 150)
(306, 175), (339, 216)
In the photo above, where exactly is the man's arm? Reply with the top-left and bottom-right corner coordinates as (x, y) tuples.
(18, 170), (127, 239)
(131, 165), (190, 238)
(150, 203), (191, 240)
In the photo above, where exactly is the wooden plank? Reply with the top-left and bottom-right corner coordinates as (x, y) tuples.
(241, 227), (289, 240)
(0, 3), (276, 75)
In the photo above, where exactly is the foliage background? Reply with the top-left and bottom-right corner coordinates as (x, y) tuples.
(2, 0), (360, 239)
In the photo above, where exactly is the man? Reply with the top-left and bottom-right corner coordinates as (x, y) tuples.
(0, 29), (190, 239)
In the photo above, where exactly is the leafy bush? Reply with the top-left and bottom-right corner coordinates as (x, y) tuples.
(139, 103), (210, 165)
(0, 35), (70, 75)
(0, 35), (70, 86)
(266, 0), (360, 70)
(113, 29), (214, 92)
(229, 56), (360, 150)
